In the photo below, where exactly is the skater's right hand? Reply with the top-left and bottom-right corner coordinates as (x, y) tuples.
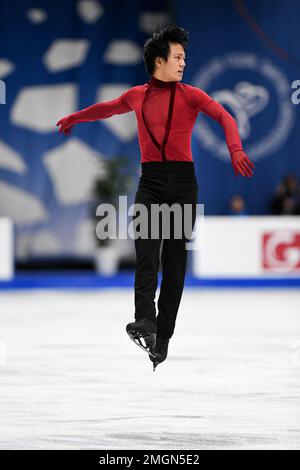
(56, 115), (74, 136)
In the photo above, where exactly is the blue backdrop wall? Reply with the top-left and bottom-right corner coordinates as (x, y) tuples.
(0, 0), (299, 260)
(176, 0), (300, 215)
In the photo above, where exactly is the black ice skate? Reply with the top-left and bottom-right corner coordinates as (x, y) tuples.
(126, 319), (157, 359)
(150, 337), (170, 371)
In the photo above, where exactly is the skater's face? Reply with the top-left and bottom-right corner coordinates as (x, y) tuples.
(154, 42), (186, 82)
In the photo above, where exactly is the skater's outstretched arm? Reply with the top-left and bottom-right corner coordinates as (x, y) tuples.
(56, 90), (133, 135)
(188, 86), (255, 177)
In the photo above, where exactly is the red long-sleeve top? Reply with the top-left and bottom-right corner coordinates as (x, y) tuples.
(68, 75), (243, 163)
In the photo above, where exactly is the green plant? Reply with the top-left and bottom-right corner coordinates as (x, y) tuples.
(92, 156), (134, 247)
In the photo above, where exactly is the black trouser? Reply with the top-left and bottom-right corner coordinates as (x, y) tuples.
(133, 161), (198, 340)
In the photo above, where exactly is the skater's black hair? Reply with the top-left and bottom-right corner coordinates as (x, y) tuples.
(143, 24), (189, 76)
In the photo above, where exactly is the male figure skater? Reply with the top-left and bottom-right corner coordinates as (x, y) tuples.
(56, 25), (254, 371)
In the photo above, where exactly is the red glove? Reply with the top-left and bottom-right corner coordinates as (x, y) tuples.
(56, 115), (75, 135)
(231, 150), (255, 178)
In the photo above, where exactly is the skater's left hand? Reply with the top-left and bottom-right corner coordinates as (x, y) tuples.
(231, 150), (255, 178)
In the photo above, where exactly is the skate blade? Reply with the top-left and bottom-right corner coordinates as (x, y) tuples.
(127, 331), (156, 358)
(126, 326), (156, 348)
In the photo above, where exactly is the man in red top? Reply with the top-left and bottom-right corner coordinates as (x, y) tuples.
(57, 25), (254, 371)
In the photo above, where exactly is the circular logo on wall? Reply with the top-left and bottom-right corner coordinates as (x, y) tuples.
(193, 52), (295, 162)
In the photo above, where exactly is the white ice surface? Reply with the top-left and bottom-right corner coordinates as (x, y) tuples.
(0, 288), (299, 450)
